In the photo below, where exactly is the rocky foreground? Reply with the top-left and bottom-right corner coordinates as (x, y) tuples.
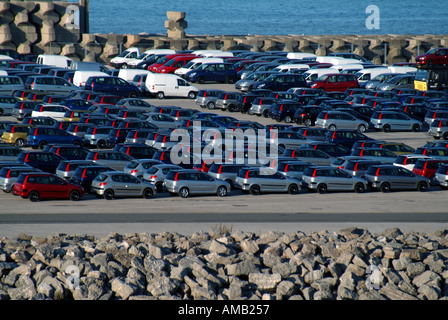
(0, 226), (447, 300)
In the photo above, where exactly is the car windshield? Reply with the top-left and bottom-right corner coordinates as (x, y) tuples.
(183, 61), (196, 69)
(388, 76), (404, 84)
(96, 173), (108, 181)
(426, 48), (438, 54)
(316, 75), (328, 82)
(415, 69), (428, 82)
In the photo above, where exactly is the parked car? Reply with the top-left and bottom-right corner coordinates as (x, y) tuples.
(371, 142), (415, 155)
(143, 113), (180, 129)
(429, 119), (448, 140)
(55, 159), (95, 180)
(299, 142), (351, 158)
(393, 154), (432, 171)
(293, 106), (324, 126)
(310, 73), (359, 92)
(0, 95), (19, 116)
(207, 163), (249, 189)
(412, 158), (448, 184)
(341, 158), (382, 178)
(249, 97), (277, 117)
(0, 166), (41, 193)
(117, 144), (157, 160)
(316, 110), (369, 133)
(415, 47), (448, 66)
(70, 165), (115, 193)
(274, 160), (313, 181)
(85, 150), (134, 171)
(364, 164), (430, 192)
(0, 75), (24, 95)
(1, 123), (34, 147)
(26, 126), (83, 150)
(185, 62), (238, 84)
(370, 110), (422, 132)
(163, 169), (231, 198)
(15, 151), (65, 173)
(12, 172), (84, 201)
(234, 167), (300, 195)
(325, 129), (373, 149)
(84, 76), (140, 98)
(295, 127), (327, 141)
(434, 164), (448, 189)
(91, 171), (156, 200)
(350, 147), (398, 164)
(283, 148), (334, 166)
(252, 73), (307, 92)
(269, 101), (302, 123)
(142, 163), (182, 191)
(83, 126), (114, 148)
(0, 145), (22, 161)
(300, 166), (367, 193)
(375, 74), (415, 91)
(195, 89), (225, 109)
(215, 91), (242, 112)
(24, 75), (79, 94)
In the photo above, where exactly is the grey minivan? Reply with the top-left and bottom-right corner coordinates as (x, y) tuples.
(364, 164), (430, 192)
(0, 75), (24, 95)
(25, 75), (79, 95)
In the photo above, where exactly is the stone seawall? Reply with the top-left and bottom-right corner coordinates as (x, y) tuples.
(1, 227), (447, 300)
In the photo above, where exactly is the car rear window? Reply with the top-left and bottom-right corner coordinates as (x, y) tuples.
(95, 173), (108, 181)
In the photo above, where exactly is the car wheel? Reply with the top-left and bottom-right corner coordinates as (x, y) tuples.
(380, 182), (391, 193)
(317, 183), (327, 194)
(443, 132), (448, 140)
(357, 124), (366, 133)
(97, 140), (106, 149)
(383, 124), (391, 133)
(188, 91), (197, 99)
(69, 190), (81, 201)
(411, 124), (420, 132)
(157, 91), (165, 99)
(285, 116), (292, 123)
(179, 187), (190, 198)
(354, 182), (365, 193)
(29, 191), (39, 202)
(197, 77), (205, 84)
(217, 185), (227, 197)
(328, 124), (336, 131)
(38, 141), (47, 150)
(417, 181), (429, 192)
(207, 102), (215, 110)
(304, 119), (312, 127)
(288, 184), (299, 195)
(263, 110), (270, 118)
(128, 91), (137, 98)
(143, 188), (154, 199)
(226, 76), (235, 84)
(250, 185), (261, 195)
(104, 189), (114, 200)
(15, 138), (24, 148)
(426, 59), (433, 66)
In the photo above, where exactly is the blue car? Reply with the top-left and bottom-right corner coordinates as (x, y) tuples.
(25, 126), (84, 150)
(16, 151), (65, 173)
(84, 76), (141, 98)
(185, 63), (238, 84)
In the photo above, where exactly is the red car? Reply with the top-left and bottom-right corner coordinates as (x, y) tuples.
(415, 48), (448, 66)
(155, 55), (197, 74)
(147, 54), (196, 72)
(12, 172), (84, 202)
(413, 159), (448, 183)
(310, 73), (359, 92)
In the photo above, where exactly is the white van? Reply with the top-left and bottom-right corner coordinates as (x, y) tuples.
(329, 58), (362, 66)
(274, 64), (310, 73)
(355, 68), (390, 83)
(302, 68), (335, 85)
(118, 69), (151, 82)
(330, 63), (364, 72)
(174, 57), (223, 77)
(387, 66), (417, 74)
(200, 52), (234, 58)
(36, 55), (73, 68)
(145, 73), (199, 99)
(109, 47), (140, 69)
(286, 52), (317, 60)
(126, 49), (176, 68)
(72, 71), (108, 88)
(69, 61), (109, 73)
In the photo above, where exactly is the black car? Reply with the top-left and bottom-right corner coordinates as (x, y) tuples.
(293, 105), (324, 126)
(70, 165), (115, 193)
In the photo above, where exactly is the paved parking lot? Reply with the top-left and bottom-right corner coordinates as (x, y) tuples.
(1, 83), (447, 233)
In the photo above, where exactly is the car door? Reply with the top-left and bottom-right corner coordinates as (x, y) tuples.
(196, 172), (217, 193)
(333, 168), (355, 190)
(123, 174), (142, 196)
(173, 78), (192, 97)
(35, 175), (53, 198)
(48, 174), (71, 198)
(111, 173), (128, 196)
(395, 167), (418, 189)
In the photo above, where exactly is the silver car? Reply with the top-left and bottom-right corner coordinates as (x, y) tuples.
(276, 160), (314, 181)
(0, 96), (19, 116)
(268, 130), (310, 150)
(123, 159), (163, 178)
(235, 71), (280, 92)
(300, 166), (368, 193)
(215, 91), (242, 112)
(142, 164), (182, 191)
(316, 110), (369, 133)
(435, 164), (448, 189)
(364, 164), (430, 192)
(143, 113), (180, 129)
(0, 145), (22, 161)
(84, 126), (115, 149)
(0, 166), (40, 192)
(163, 169), (230, 198)
(350, 147), (398, 164)
(85, 150), (134, 171)
(234, 167), (301, 195)
(195, 89), (225, 109)
(428, 119), (448, 140)
(91, 171), (156, 200)
(283, 148), (335, 166)
(55, 160), (95, 180)
(370, 111), (422, 132)
(207, 163), (250, 188)
(249, 97), (277, 117)
(375, 74), (415, 91)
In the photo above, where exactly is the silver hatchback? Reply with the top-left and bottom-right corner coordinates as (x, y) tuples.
(300, 166), (368, 193)
(164, 169), (230, 198)
(123, 159), (163, 178)
(315, 110), (369, 133)
(234, 167), (301, 195)
(90, 171), (156, 200)
(142, 163), (182, 191)
(0, 166), (40, 193)
(364, 165), (430, 192)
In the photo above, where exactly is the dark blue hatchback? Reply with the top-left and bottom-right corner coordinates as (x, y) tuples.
(84, 76), (141, 98)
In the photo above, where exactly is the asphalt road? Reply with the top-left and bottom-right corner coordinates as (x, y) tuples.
(1, 82), (448, 237)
